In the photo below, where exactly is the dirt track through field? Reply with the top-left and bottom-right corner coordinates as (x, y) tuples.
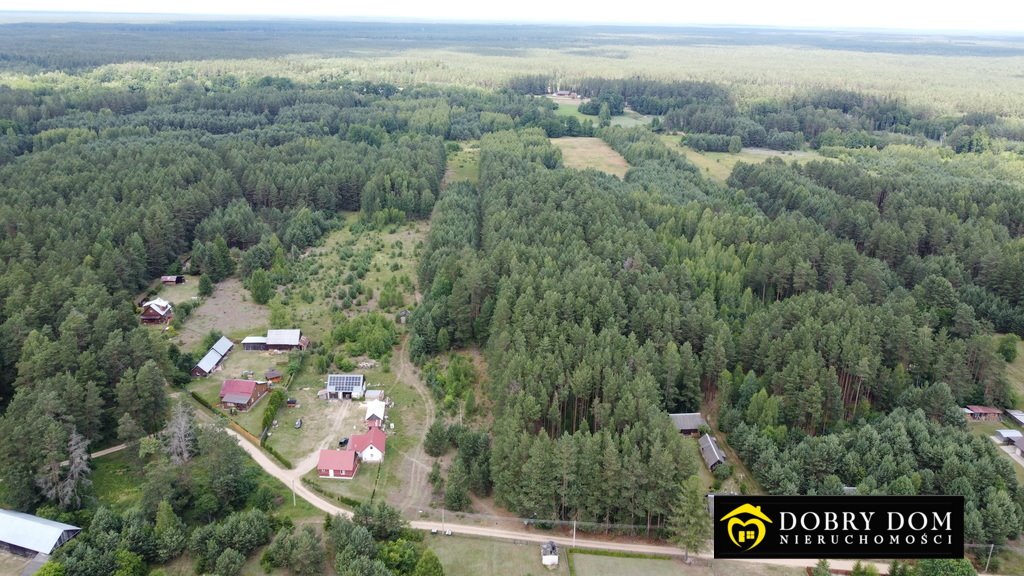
(390, 334), (437, 515)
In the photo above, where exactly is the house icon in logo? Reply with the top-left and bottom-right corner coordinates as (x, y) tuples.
(720, 503), (773, 551)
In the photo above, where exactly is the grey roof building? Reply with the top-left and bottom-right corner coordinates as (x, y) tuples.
(324, 374), (366, 399)
(668, 413), (707, 434)
(211, 335), (234, 356)
(0, 509), (80, 556)
(699, 433), (726, 471)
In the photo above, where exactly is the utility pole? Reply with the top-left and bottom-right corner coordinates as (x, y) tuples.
(572, 519), (576, 547)
(442, 507), (446, 532)
(986, 543), (995, 573)
(292, 479), (296, 507)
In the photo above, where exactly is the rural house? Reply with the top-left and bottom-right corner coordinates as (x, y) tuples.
(350, 427), (387, 463)
(322, 374), (366, 400)
(669, 413), (707, 436)
(266, 329), (309, 351)
(218, 379), (269, 411)
(0, 509), (80, 557)
(699, 433), (726, 471)
(317, 449), (358, 479)
(139, 298), (173, 324)
(365, 399), (387, 428)
(161, 275), (185, 285)
(965, 405), (1002, 422)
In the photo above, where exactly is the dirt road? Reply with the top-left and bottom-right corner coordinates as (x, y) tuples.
(390, 334), (437, 514)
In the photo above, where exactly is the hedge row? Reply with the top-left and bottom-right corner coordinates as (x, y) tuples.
(301, 477), (361, 508)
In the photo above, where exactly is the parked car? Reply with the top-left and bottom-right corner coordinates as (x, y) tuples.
(430, 528), (438, 535)
(444, 530), (452, 536)
(294, 418), (302, 429)
(339, 437), (349, 447)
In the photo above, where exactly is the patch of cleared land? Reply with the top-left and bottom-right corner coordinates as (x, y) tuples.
(659, 135), (821, 182)
(551, 137), (630, 178)
(549, 97), (653, 128)
(0, 550), (30, 576)
(444, 141), (480, 185)
(1005, 339), (1024, 409)
(153, 274), (201, 306)
(430, 534), (569, 576)
(173, 277), (269, 350)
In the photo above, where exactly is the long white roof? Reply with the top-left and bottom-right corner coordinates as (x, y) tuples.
(365, 399), (387, 421)
(212, 336), (234, 356)
(195, 349), (223, 373)
(267, 329), (301, 346)
(0, 509), (80, 554)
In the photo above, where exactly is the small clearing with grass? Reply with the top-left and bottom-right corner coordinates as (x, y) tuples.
(658, 135), (821, 182)
(1004, 339), (1024, 409)
(430, 534), (569, 576)
(444, 141), (480, 185)
(153, 274), (201, 306)
(172, 278), (269, 350)
(551, 137), (630, 178)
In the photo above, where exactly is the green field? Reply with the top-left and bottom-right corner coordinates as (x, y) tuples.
(445, 141), (480, 184)
(658, 135), (822, 182)
(91, 449), (144, 511)
(1005, 339), (1024, 409)
(153, 275), (201, 306)
(550, 137), (630, 178)
(550, 98), (653, 128)
(430, 535), (569, 576)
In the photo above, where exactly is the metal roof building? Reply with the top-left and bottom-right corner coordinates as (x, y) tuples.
(668, 413), (707, 434)
(0, 509), (80, 556)
(325, 374), (366, 399)
(699, 433), (726, 471)
(267, 329), (302, 347)
(211, 336), (234, 356)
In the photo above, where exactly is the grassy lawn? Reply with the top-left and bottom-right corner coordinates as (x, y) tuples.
(445, 141), (480, 185)
(92, 449), (144, 511)
(550, 137), (630, 178)
(152, 275), (201, 306)
(430, 534), (569, 576)
(1003, 339), (1024, 409)
(550, 98), (589, 122)
(264, 388), (361, 463)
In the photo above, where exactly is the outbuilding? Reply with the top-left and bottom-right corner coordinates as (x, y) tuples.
(669, 413), (707, 436)
(997, 429), (1022, 444)
(317, 449), (358, 479)
(699, 433), (726, 471)
(0, 509), (80, 557)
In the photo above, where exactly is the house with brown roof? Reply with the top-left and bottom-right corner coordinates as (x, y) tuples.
(965, 405), (1002, 422)
(350, 427), (387, 463)
(140, 298), (173, 324)
(265, 369), (283, 383)
(219, 379), (269, 411)
(161, 275), (185, 285)
(317, 449), (358, 479)
(669, 413), (708, 436)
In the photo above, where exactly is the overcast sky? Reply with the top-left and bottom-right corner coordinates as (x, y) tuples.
(3, 0), (1022, 33)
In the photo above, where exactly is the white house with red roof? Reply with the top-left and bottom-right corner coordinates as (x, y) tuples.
(317, 449), (358, 479)
(219, 379), (268, 411)
(350, 427), (387, 463)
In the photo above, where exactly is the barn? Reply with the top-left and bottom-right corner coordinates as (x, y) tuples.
(266, 329), (309, 351)
(140, 298), (173, 324)
(699, 433), (726, 471)
(242, 336), (268, 351)
(0, 509), (80, 557)
(669, 413), (708, 436)
(161, 275), (186, 285)
(219, 379), (269, 411)
(323, 374), (366, 400)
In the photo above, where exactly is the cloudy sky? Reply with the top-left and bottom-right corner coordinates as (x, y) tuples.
(3, 0), (1022, 33)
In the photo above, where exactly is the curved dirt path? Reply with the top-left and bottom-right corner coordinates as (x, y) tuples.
(391, 334), (437, 515)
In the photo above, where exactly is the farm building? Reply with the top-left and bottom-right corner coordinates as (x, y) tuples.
(1014, 437), (1024, 458)
(266, 329), (309, 351)
(265, 369), (283, 383)
(364, 390), (384, 401)
(242, 336), (268, 351)
(190, 336), (234, 377)
(965, 405), (1002, 422)
(322, 374), (366, 400)
(365, 399), (387, 428)
(161, 275), (185, 285)
(0, 509), (80, 557)
(139, 298), (173, 324)
(351, 427), (387, 463)
(317, 449), (358, 479)
(699, 433), (726, 471)
(669, 413), (707, 435)
(997, 429), (1022, 444)
(1006, 409), (1024, 427)
(219, 379), (269, 411)
(541, 541), (558, 567)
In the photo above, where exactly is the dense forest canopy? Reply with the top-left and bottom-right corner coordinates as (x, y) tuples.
(1, 21), (1023, 574)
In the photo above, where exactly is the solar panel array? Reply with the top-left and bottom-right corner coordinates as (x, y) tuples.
(327, 374), (364, 392)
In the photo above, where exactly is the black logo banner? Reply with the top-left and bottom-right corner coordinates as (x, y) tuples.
(713, 496), (964, 559)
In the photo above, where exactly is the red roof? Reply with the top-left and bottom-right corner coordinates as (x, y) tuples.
(351, 427), (387, 455)
(966, 405), (1002, 414)
(220, 379), (258, 399)
(318, 449), (357, 472)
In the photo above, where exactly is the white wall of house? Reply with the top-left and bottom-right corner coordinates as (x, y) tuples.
(361, 446), (384, 462)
